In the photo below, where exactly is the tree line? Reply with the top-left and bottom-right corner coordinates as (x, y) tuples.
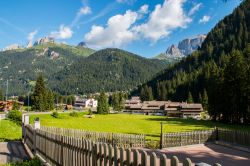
(134, 0), (250, 124)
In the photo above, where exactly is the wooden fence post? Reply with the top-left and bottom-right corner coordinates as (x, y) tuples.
(126, 149), (131, 166)
(61, 135), (64, 166)
(33, 128), (36, 154)
(98, 143), (103, 166)
(120, 147), (124, 166)
(183, 158), (192, 166)
(104, 144), (108, 166)
(141, 150), (147, 166)
(108, 144), (113, 166)
(133, 149), (139, 166)
(171, 156), (179, 166)
(150, 152), (157, 166)
(160, 153), (167, 166)
(114, 146), (119, 166)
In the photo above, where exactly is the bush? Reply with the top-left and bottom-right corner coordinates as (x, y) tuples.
(69, 111), (79, 117)
(88, 109), (93, 115)
(6, 158), (41, 166)
(51, 111), (59, 118)
(7, 110), (22, 125)
(145, 140), (160, 149)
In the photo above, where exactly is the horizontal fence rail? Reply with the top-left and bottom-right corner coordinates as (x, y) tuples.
(38, 126), (145, 148)
(162, 130), (216, 148)
(217, 128), (250, 147)
(23, 125), (221, 166)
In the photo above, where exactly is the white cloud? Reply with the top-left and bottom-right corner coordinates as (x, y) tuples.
(199, 15), (210, 24)
(84, 10), (138, 49)
(116, 0), (137, 5)
(188, 3), (202, 16)
(27, 30), (38, 41)
(50, 25), (73, 39)
(79, 6), (92, 15)
(139, 4), (149, 14)
(133, 0), (191, 42)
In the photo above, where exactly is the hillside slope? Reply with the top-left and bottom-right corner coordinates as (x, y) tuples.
(133, 0), (250, 122)
(50, 48), (166, 94)
(0, 43), (94, 95)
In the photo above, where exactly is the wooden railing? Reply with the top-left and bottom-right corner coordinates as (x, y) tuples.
(23, 125), (221, 166)
(217, 128), (250, 147)
(39, 126), (145, 148)
(162, 130), (216, 148)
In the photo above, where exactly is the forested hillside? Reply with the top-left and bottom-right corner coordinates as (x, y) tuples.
(50, 48), (166, 94)
(0, 43), (94, 95)
(134, 0), (250, 123)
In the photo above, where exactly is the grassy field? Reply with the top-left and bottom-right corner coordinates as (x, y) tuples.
(0, 119), (22, 141)
(30, 113), (250, 140)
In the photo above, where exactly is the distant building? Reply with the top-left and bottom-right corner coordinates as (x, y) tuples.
(74, 98), (98, 110)
(124, 97), (203, 118)
(0, 100), (24, 112)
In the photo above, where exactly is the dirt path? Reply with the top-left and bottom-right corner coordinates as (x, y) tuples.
(0, 142), (30, 164)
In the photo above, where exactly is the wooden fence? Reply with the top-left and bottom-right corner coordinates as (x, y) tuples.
(162, 130), (216, 148)
(39, 126), (145, 148)
(162, 128), (250, 148)
(23, 125), (221, 166)
(217, 128), (250, 147)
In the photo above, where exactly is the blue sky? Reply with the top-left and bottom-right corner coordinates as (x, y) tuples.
(0, 0), (241, 57)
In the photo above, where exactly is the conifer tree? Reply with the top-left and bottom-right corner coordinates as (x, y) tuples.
(97, 92), (109, 114)
(46, 89), (55, 111)
(31, 75), (47, 111)
(187, 91), (194, 103)
(202, 89), (208, 111)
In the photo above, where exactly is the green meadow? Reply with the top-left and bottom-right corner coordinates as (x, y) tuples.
(29, 113), (250, 140)
(0, 119), (22, 141)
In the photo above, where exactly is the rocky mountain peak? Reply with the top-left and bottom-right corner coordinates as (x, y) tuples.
(34, 36), (55, 46)
(2, 44), (22, 51)
(178, 34), (206, 55)
(166, 44), (183, 57)
(77, 42), (87, 47)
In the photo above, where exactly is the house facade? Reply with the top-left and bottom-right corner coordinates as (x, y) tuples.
(0, 100), (24, 111)
(74, 98), (98, 110)
(124, 96), (203, 118)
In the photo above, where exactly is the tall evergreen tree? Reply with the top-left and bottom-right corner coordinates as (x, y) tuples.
(187, 91), (194, 103)
(202, 89), (208, 111)
(31, 75), (47, 111)
(46, 89), (55, 111)
(97, 92), (109, 114)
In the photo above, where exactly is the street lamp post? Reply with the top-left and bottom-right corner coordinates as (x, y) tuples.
(160, 121), (167, 149)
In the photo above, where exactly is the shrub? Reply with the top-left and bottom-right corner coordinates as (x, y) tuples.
(6, 157), (41, 166)
(51, 111), (59, 118)
(7, 110), (22, 125)
(145, 140), (160, 149)
(88, 109), (93, 115)
(69, 111), (79, 117)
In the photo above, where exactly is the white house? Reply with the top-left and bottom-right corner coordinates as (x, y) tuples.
(74, 98), (98, 109)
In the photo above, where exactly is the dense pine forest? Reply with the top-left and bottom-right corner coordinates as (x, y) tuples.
(0, 45), (166, 95)
(135, 0), (250, 123)
(49, 48), (166, 94)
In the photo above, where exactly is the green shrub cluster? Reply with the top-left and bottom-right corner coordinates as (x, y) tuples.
(4, 158), (41, 166)
(69, 111), (79, 117)
(7, 110), (22, 125)
(51, 111), (60, 118)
